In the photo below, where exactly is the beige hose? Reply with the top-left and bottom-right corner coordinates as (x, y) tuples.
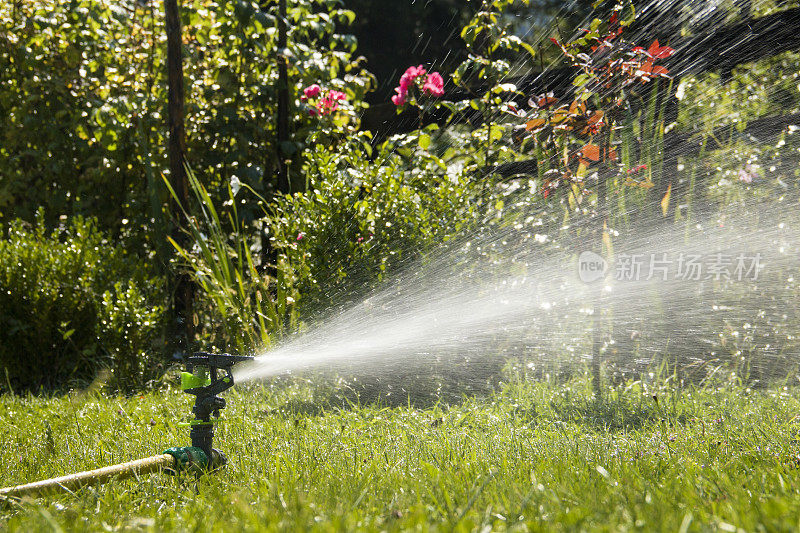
(0, 453), (175, 499)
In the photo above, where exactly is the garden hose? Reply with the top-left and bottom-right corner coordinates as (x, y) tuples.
(0, 453), (176, 498)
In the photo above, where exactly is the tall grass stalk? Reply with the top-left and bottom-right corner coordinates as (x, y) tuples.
(652, 79), (673, 187)
(164, 168), (295, 353)
(684, 135), (708, 242)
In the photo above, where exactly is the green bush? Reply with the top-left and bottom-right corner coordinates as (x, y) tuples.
(0, 215), (167, 392)
(268, 135), (482, 316)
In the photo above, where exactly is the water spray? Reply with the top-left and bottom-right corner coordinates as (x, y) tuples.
(0, 352), (253, 499)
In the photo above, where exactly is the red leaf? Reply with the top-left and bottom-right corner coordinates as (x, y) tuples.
(526, 118), (546, 131)
(581, 144), (600, 161)
(550, 37), (570, 55)
(637, 60), (656, 77)
(647, 39), (675, 59)
(626, 164), (648, 175)
(655, 46), (675, 59)
(568, 99), (586, 114)
(638, 61), (671, 79)
(532, 92), (557, 109)
(586, 110), (604, 125)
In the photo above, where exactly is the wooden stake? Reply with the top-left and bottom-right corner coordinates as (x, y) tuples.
(276, 0), (290, 194)
(165, 0), (195, 350)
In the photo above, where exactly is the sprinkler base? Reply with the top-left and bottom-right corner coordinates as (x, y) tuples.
(163, 446), (227, 472)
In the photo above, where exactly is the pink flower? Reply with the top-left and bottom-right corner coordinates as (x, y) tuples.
(308, 89), (348, 116)
(297, 232), (305, 241)
(399, 65), (426, 92)
(391, 65), (445, 105)
(398, 75), (413, 92)
(738, 163), (757, 183)
(391, 87), (407, 106)
(422, 72), (444, 97)
(303, 84), (321, 98)
(626, 164), (648, 175)
(408, 65), (427, 77)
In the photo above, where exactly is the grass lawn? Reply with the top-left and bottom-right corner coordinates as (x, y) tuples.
(2, 372), (800, 531)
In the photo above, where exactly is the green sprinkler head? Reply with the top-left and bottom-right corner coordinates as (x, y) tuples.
(168, 352), (254, 471)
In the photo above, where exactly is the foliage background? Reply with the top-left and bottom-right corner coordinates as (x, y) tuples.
(0, 215), (166, 391)
(2, 0), (800, 390)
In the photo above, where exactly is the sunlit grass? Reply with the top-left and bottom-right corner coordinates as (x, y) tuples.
(3, 372), (800, 531)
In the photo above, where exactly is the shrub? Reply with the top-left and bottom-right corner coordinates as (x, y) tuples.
(0, 214), (167, 392)
(268, 136), (481, 317)
(168, 144), (481, 354)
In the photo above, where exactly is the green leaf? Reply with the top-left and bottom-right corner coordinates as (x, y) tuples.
(489, 124), (504, 142)
(520, 41), (537, 59)
(460, 23), (475, 45)
(338, 9), (356, 25)
(418, 134), (431, 150)
(573, 74), (591, 87)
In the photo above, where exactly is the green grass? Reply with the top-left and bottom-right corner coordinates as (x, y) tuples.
(3, 372), (800, 531)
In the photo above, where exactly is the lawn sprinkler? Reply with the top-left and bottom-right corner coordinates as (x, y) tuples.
(0, 352), (253, 499)
(177, 351), (254, 466)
